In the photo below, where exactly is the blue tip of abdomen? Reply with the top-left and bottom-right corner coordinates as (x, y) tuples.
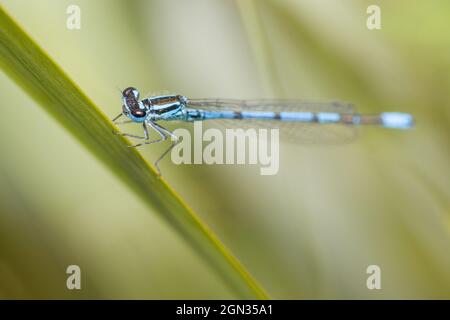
(380, 112), (414, 129)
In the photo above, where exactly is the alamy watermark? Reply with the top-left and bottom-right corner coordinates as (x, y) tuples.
(66, 265), (81, 290)
(366, 265), (381, 290)
(66, 4), (81, 30)
(366, 5), (381, 30)
(171, 122), (280, 176)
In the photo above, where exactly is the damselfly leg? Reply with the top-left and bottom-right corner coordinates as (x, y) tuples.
(112, 118), (149, 140)
(113, 118), (180, 175)
(111, 113), (123, 122)
(130, 122), (163, 147)
(149, 122), (181, 175)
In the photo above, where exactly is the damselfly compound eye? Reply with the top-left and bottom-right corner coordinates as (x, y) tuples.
(122, 87), (140, 100)
(131, 109), (146, 118)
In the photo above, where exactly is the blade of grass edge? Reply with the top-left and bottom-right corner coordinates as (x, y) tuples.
(0, 6), (268, 299)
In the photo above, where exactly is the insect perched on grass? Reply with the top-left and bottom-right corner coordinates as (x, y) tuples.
(112, 87), (414, 175)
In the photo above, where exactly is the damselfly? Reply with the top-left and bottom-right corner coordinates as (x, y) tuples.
(112, 87), (414, 174)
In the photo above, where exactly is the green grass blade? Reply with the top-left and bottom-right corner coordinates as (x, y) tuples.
(0, 6), (268, 299)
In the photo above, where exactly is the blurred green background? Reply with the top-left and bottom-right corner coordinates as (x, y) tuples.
(0, 0), (449, 299)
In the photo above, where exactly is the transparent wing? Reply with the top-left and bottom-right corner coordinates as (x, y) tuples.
(186, 98), (355, 112)
(185, 99), (359, 144)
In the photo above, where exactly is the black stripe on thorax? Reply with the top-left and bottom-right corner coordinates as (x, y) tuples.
(153, 104), (180, 115)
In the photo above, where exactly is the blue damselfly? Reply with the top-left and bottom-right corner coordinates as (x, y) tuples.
(112, 87), (414, 174)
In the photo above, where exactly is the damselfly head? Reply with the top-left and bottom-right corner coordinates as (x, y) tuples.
(122, 87), (139, 108)
(121, 87), (147, 122)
